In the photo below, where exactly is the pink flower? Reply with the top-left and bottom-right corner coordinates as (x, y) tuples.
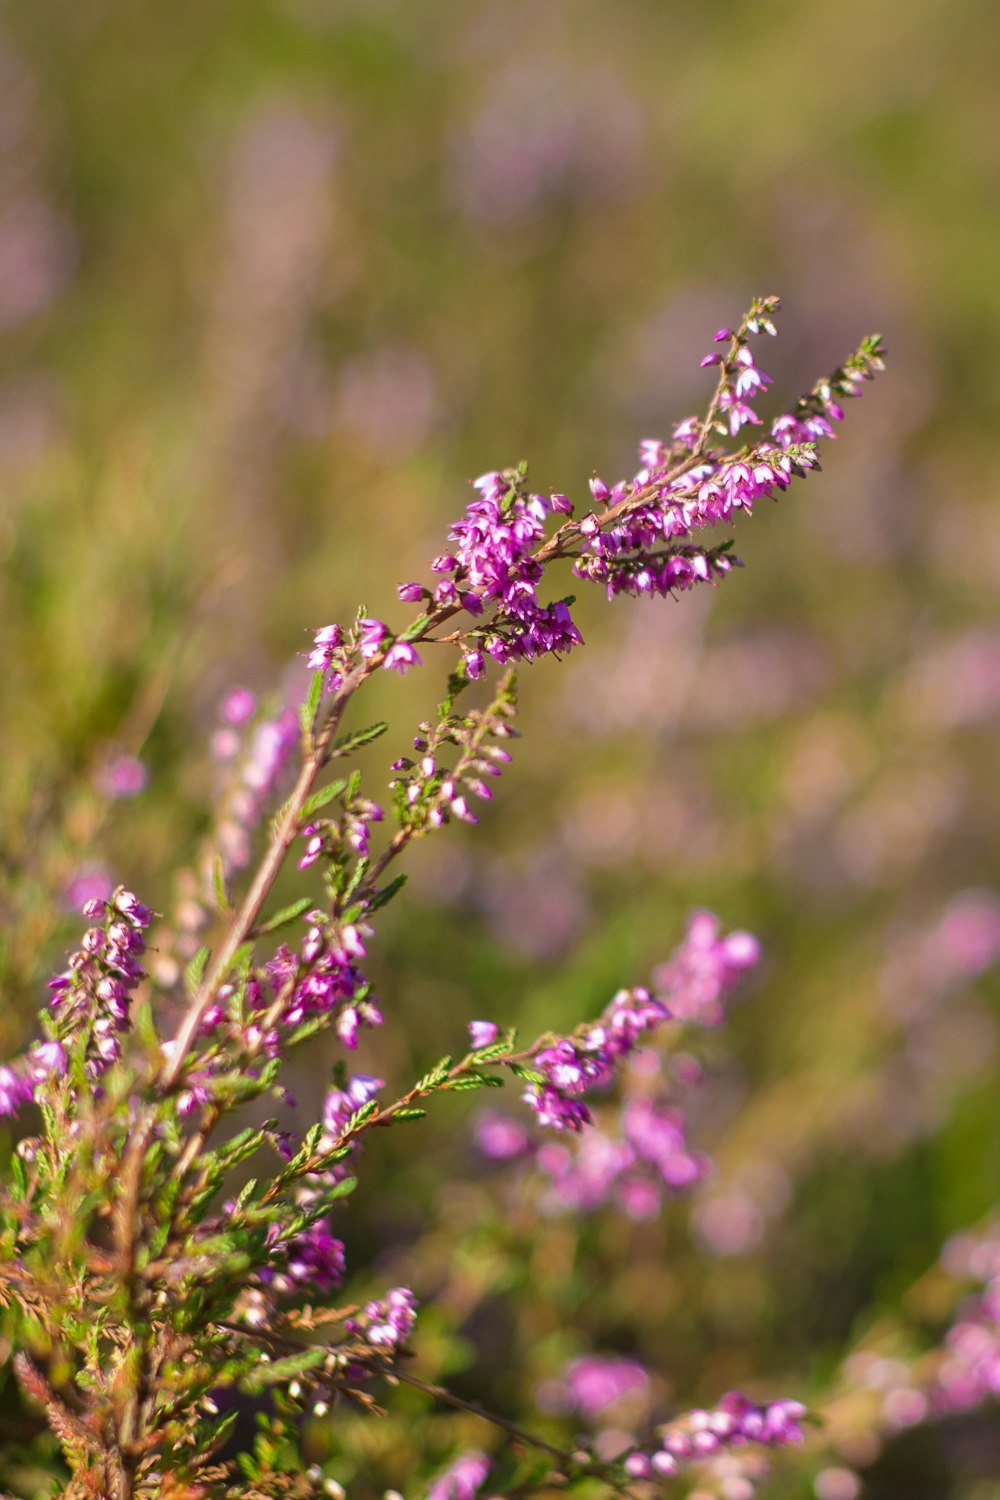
(383, 641), (423, 675)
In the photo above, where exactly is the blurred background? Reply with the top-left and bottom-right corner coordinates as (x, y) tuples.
(1, 0), (1000, 1494)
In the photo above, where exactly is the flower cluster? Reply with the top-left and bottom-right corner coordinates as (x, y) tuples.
(537, 1092), (709, 1219)
(154, 689), (301, 989)
(0, 887), (152, 1116)
(520, 912), (760, 1133)
(268, 1217), (346, 1297)
(522, 986), (670, 1132)
(299, 794), (385, 869)
(345, 1286), (418, 1353)
(277, 917), (381, 1048)
(933, 1222), (1000, 1413)
(390, 671), (518, 832)
(313, 1073), (385, 1186)
(309, 613), (423, 692)
(623, 1392), (807, 1480)
(399, 470), (580, 673)
(652, 908), (761, 1026)
(212, 693), (300, 880)
(186, 910), (381, 1067)
(572, 303), (883, 604)
(244, 1076), (384, 1310)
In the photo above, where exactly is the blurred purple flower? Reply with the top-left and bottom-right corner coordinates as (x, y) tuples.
(561, 1355), (649, 1416)
(94, 752), (148, 799)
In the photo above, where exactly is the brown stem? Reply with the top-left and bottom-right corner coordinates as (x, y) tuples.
(390, 1370), (643, 1498)
(390, 1368), (576, 1466)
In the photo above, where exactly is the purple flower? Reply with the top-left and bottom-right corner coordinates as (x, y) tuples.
(65, 866), (114, 913)
(27, 1040), (67, 1083)
(652, 909), (760, 1027)
(279, 1218), (346, 1294)
(243, 711), (298, 796)
(0, 1065), (30, 1116)
(94, 753), (147, 799)
(298, 825), (324, 869)
(624, 1390), (806, 1479)
(308, 623), (343, 672)
(358, 618), (388, 658)
(523, 1085), (591, 1133)
(561, 1354), (649, 1416)
(426, 1451), (491, 1500)
(383, 641), (423, 675)
(322, 1074), (384, 1139)
(413, 465), (587, 669)
(622, 1096), (707, 1188)
(474, 1110), (531, 1160)
(468, 1020), (499, 1049)
(347, 1286), (417, 1351)
(116, 891), (152, 935)
(221, 686), (257, 725)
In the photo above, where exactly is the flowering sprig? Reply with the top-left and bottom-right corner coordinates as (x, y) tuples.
(388, 668), (518, 831)
(622, 1392), (809, 1482)
(0, 886), (152, 1117)
(0, 300), (886, 1498)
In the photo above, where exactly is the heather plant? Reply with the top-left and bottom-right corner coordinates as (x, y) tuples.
(12, 293), (984, 1500)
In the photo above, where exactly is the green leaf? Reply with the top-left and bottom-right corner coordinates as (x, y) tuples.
(343, 1098), (379, 1133)
(326, 1174), (358, 1201)
(366, 873), (408, 913)
(392, 1107), (427, 1121)
(217, 1125), (268, 1171)
(204, 1071), (270, 1106)
(269, 1122), (322, 1184)
(9, 1153), (27, 1199)
(397, 612), (434, 643)
(284, 1014), (329, 1049)
(471, 1038), (515, 1062)
(299, 779), (347, 820)
(184, 946), (211, 998)
(198, 1408), (238, 1454)
(507, 1062), (545, 1085)
(234, 1177), (259, 1212)
(300, 668), (326, 738)
(343, 856), (371, 900)
(270, 790), (298, 840)
(255, 897), (313, 937)
(211, 855), (231, 914)
(132, 995), (159, 1051)
(331, 721), (389, 758)
(415, 1056), (453, 1092)
(243, 1346), (329, 1394)
(230, 941), (256, 975)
